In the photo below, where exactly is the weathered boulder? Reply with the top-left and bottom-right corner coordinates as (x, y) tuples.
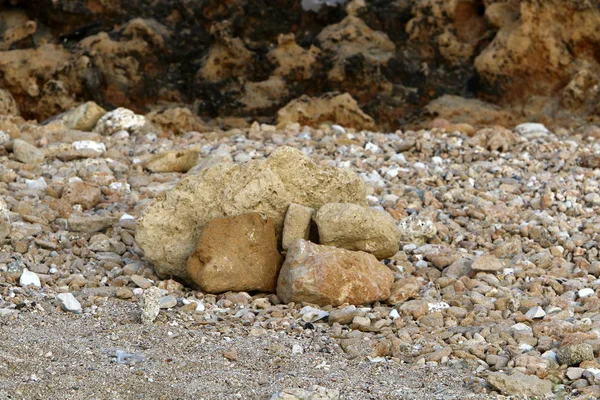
(276, 240), (393, 307)
(187, 213), (283, 293)
(136, 146), (367, 280)
(314, 203), (400, 260)
(282, 203), (314, 251)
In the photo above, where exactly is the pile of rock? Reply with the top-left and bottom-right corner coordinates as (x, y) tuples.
(136, 146), (400, 306)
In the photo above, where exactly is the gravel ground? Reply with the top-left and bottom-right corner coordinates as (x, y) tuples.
(0, 297), (489, 400)
(3, 112), (600, 399)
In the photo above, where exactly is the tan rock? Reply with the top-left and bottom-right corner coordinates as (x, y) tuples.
(387, 276), (423, 305)
(13, 138), (44, 164)
(282, 203), (314, 250)
(314, 203), (400, 260)
(59, 101), (107, 131)
(276, 93), (375, 131)
(187, 213), (283, 293)
(399, 299), (429, 319)
(61, 180), (102, 210)
(416, 244), (462, 270)
(471, 253), (504, 272)
(276, 240), (393, 307)
(146, 107), (210, 135)
(137, 146), (367, 280)
(143, 148), (200, 173)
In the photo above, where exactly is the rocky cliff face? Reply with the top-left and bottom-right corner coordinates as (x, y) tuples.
(0, 0), (598, 129)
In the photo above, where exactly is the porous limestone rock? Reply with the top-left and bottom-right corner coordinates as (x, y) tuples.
(313, 203), (400, 260)
(141, 286), (161, 324)
(136, 146), (367, 280)
(187, 213), (283, 293)
(93, 107), (148, 136)
(276, 239), (393, 307)
(282, 203), (314, 251)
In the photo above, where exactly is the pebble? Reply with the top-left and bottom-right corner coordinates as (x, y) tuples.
(56, 293), (82, 313)
(19, 269), (41, 287)
(159, 295), (177, 309)
(141, 287), (161, 324)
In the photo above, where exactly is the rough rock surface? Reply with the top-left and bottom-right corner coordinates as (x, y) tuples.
(277, 93), (375, 130)
(277, 239), (394, 306)
(187, 213), (283, 293)
(314, 202), (400, 259)
(136, 146), (367, 280)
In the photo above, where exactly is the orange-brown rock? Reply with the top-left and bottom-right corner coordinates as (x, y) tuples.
(61, 180), (102, 210)
(187, 213), (283, 293)
(276, 240), (393, 306)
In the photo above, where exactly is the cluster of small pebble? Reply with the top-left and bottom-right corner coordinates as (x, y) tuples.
(2, 104), (600, 398)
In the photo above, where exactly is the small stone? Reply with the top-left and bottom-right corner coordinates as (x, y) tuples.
(19, 269), (41, 287)
(299, 306), (329, 322)
(525, 306), (546, 319)
(397, 215), (437, 244)
(93, 107), (147, 136)
(25, 177), (47, 191)
(282, 203), (314, 250)
(13, 139), (45, 164)
(159, 295), (177, 309)
(487, 371), (552, 398)
(471, 253), (504, 272)
(131, 274), (152, 289)
(61, 180), (102, 210)
(579, 288), (595, 298)
(567, 367), (585, 380)
(443, 257), (474, 278)
(515, 122), (551, 138)
(144, 148), (200, 173)
(270, 385), (340, 400)
(116, 287), (133, 299)
(556, 344), (594, 366)
(223, 348), (238, 361)
(56, 293), (82, 313)
(399, 299), (429, 319)
(328, 305), (358, 325)
(292, 344), (304, 355)
(387, 276), (422, 304)
(277, 240), (393, 306)
(141, 287), (161, 324)
(314, 202), (400, 259)
(60, 101), (107, 131)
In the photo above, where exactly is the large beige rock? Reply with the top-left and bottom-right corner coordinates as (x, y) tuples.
(276, 240), (393, 307)
(136, 146), (367, 280)
(187, 213), (283, 293)
(314, 203), (400, 260)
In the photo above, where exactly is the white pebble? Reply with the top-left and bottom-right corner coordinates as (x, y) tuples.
(579, 288), (595, 298)
(19, 269), (41, 287)
(56, 293), (82, 313)
(25, 177), (47, 191)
